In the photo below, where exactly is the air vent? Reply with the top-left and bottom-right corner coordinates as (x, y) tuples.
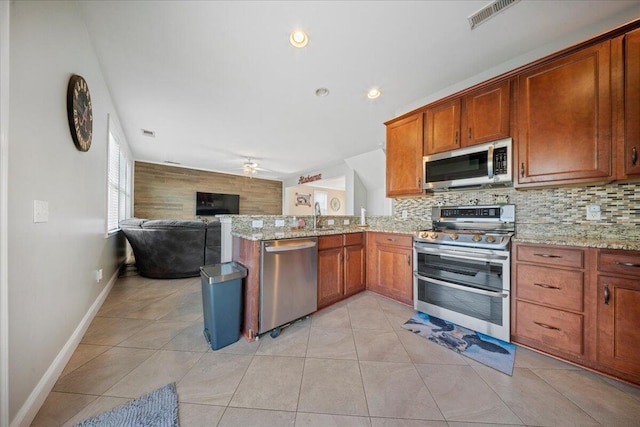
(165, 160), (181, 165)
(141, 129), (155, 137)
(468, 0), (521, 30)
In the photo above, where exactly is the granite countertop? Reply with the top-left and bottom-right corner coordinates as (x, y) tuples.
(231, 225), (418, 241)
(513, 234), (640, 251)
(514, 224), (640, 251)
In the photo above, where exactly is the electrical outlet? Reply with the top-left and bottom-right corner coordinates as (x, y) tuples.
(343, 219), (350, 225)
(327, 219), (335, 225)
(586, 205), (601, 221)
(275, 219), (285, 227)
(402, 210), (408, 219)
(252, 220), (263, 228)
(95, 269), (103, 283)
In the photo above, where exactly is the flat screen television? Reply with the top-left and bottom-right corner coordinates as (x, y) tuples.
(196, 192), (240, 215)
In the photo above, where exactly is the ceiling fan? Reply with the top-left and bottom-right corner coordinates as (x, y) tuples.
(240, 158), (268, 176)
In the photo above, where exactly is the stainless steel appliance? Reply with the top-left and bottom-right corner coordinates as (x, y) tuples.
(423, 138), (512, 191)
(259, 237), (318, 337)
(413, 205), (515, 341)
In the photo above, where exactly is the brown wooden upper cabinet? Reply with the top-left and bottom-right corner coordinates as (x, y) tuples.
(424, 80), (511, 155)
(385, 112), (424, 197)
(463, 80), (511, 146)
(516, 40), (615, 187)
(424, 99), (461, 154)
(624, 28), (640, 178)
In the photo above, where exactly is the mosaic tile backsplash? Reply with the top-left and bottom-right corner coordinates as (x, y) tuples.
(392, 182), (640, 241)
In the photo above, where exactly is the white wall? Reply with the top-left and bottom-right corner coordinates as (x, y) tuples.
(282, 162), (358, 215)
(344, 148), (391, 215)
(8, 2), (129, 424)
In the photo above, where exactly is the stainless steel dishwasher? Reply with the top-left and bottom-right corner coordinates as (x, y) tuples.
(259, 237), (318, 337)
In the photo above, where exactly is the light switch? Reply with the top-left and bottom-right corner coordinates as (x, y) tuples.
(252, 220), (263, 228)
(275, 219), (285, 227)
(327, 219), (335, 225)
(33, 200), (49, 223)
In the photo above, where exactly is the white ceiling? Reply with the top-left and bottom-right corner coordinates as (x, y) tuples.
(78, 1), (640, 181)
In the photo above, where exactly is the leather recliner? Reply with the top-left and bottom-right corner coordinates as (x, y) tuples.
(119, 218), (221, 279)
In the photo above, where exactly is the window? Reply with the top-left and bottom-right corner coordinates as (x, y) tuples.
(107, 116), (131, 234)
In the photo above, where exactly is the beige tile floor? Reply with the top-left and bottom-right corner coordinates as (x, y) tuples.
(32, 267), (640, 426)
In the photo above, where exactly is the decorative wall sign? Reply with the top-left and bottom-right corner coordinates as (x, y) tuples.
(298, 174), (322, 185)
(295, 192), (311, 206)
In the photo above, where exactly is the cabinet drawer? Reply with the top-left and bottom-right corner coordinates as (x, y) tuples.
(373, 233), (412, 248)
(598, 250), (640, 277)
(344, 232), (364, 246)
(516, 244), (584, 268)
(318, 234), (343, 250)
(516, 301), (584, 356)
(516, 264), (584, 312)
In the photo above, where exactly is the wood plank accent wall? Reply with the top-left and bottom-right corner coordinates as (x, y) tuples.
(134, 161), (283, 219)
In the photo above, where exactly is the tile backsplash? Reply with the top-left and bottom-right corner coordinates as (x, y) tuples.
(392, 182), (640, 226)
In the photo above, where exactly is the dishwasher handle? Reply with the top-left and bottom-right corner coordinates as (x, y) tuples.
(264, 241), (317, 252)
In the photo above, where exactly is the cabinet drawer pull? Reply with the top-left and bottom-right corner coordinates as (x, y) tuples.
(533, 253), (562, 258)
(534, 321), (561, 331)
(407, 255), (411, 266)
(604, 284), (610, 305)
(534, 283), (561, 290)
(468, 128), (472, 140)
(455, 130), (459, 144)
(614, 261), (640, 268)
(520, 162), (525, 178)
(632, 146), (638, 166)
(387, 238), (396, 242)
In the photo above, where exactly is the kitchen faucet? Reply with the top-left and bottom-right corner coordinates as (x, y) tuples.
(314, 202), (322, 229)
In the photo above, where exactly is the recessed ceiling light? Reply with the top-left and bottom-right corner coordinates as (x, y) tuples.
(315, 87), (330, 97)
(289, 30), (309, 48)
(367, 88), (381, 99)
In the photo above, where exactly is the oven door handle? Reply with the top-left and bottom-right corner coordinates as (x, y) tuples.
(414, 246), (509, 262)
(414, 273), (510, 298)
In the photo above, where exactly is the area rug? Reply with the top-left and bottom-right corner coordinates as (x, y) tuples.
(74, 383), (178, 427)
(403, 312), (516, 375)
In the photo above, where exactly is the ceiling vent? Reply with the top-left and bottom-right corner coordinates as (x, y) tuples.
(468, 0), (521, 30)
(141, 129), (155, 137)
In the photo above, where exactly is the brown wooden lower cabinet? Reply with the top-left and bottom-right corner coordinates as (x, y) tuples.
(317, 233), (365, 309)
(513, 242), (640, 384)
(596, 250), (640, 384)
(366, 232), (413, 305)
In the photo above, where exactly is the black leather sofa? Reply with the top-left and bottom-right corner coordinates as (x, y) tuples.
(119, 218), (221, 279)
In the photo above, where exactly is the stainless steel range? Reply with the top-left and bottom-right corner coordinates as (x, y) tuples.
(413, 204), (515, 341)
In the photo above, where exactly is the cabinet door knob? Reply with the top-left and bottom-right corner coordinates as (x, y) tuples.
(604, 284), (610, 305)
(632, 146), (638, 166)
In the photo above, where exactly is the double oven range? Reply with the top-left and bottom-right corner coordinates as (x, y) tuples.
(413, 205), (515, 342)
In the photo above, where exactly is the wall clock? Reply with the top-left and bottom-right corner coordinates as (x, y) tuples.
(66, 74), (93, 152)
(330, 197), (340, 211)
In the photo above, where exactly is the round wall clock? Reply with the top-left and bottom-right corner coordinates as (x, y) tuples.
(66, 74), (93, 152)
(330, 197), (341, 211)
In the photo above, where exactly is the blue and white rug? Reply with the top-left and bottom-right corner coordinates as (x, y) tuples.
(403, 312), (516, 375)
(74, 383), (178, 427)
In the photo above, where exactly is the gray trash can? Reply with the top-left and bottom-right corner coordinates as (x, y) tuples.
(200, 262), (247, 350)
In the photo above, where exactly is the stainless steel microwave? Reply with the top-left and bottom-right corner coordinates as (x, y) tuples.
(423, 138), (512, 191)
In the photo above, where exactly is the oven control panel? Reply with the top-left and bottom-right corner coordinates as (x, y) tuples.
(436, 204), (515, 223)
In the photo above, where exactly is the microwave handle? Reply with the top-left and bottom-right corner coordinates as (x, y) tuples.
(487, 145), (494, 179)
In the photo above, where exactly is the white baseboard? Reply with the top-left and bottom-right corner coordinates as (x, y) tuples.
(10, 271), (118, 427)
